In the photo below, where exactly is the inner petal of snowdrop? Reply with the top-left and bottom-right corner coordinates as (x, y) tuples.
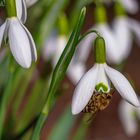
(95, 64), (110, 93)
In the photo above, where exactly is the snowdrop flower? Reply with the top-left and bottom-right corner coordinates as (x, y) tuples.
(72, 37), (139, 115)
(42, 31), (58, 61)
(76, 5), (122, 64)
(119, 0), (139, 14)
(113, 17), (132, 58)
(16, 0), (38, 23)
(102, 0), (139, 14)
(119, 99), (140, 136)
(127, 19), (140, 44)
(0, 0), (37, 68)
(113, 1), (140, 61)
(43, 34), (85, 84)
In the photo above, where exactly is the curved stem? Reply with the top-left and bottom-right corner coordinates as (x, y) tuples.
(77, 29), (101, 45)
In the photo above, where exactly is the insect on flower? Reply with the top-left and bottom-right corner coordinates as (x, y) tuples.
(82, 91), (114, 114)
(71, 36), (140, 115)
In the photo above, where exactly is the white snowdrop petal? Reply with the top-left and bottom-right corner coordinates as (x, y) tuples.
(16, 0), (27, 23)
(8, 18), (31, 68)
(113, 17), (132, 59)
(72, 64), (98, 115)
(0, 22), (7, 47)
(42, 34), (57, 61)
(119, 100), (138, 136)
(67, 61), (86, 85)
(53, 36), (67, 67)
(136, 97), (140, 119)
(19, 19), (37, 62)
(127, 19), (140, 44)
(120, 0), (139, 14)
(76, 29), (96, 63)
(26, 0), (38, 7)
(105, 65), (140, 107)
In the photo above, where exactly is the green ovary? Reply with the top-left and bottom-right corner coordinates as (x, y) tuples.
(95, 83), (108, 93)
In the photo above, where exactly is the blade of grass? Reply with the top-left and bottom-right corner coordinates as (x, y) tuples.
(30, 7), (86, 140)
(0, 65), (14, 139)
(47, 106), (75, 140)
(72, 114), (91, 140)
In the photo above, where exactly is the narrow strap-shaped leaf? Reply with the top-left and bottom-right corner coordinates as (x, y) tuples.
(47, 106), (74, 140)
(0, 65), (14, 139)
(30, 7), (86, 140)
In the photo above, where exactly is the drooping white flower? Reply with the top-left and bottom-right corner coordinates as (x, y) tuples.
(42, 32), (57, 61)
(76, 4), (126, 65)
(119, 99), (140, 136)
(119, 0), (139, 14)
(72, 63), (140, 115)
(102, 0), (139, 14)
(43, 34), (86, 84)
(72, 37), (140, 115)
(126, 18), (140, 45)
(113, 16), (140, 60)
(112, 16), (132, 60)
(0, 17), (37, 68)
(76, 23), (122, 64)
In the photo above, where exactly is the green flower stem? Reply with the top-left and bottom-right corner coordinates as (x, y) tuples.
(94, 4), (107, 24)
(31, 7), (86, 140)
(0, 67), (14, 140)
(31, 113), (47, 140)
(58, 13), (68, 35)
(77, 29), (100, 44)
(5, 0), (17, 17)
(114, 1), (126, 17)
(72, 114), (91, 140)
(94, 37), (106, 63)
(47, 106), (74, 140)
(16, 79), (46, 134)
(12, 68), (35, 117)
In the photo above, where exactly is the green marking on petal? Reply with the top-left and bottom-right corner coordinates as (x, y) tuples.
(95, 83), (108, 93)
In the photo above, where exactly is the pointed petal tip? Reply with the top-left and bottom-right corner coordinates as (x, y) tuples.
(71, 64), (99, 116)
(20, 61), (31, 69)
(105, 65), (140, 108)
(132, 98), (140, 108)
(71, 105), (81, 115)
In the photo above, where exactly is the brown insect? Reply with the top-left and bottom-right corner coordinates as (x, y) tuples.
(82, 91), (114, 115)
